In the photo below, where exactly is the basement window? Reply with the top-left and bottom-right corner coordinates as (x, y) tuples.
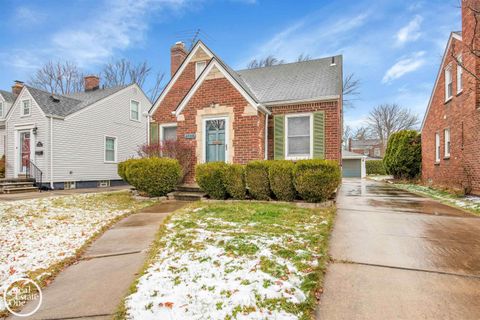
(64, 181), (76, 190)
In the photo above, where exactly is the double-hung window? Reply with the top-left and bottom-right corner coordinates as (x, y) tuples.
(445, 66), (453, 101)
(130, 100), (140, 121)
(105, 136), (117, 162)
(286, 114), (312, 159)
(435, 133), (440, 163)
(195, 61), (207, 79)
(444, 129), (451, 158)
(160, 124), (177, 142)
(22, 100), (30, 116)
(457, 55), (463, 94)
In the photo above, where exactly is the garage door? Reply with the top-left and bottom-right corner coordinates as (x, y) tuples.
(342, 159), (361, 177)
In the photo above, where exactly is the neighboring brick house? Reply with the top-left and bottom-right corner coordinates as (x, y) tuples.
(149, 41), (343, 182)
(348, 138), (383, 158)
(421, 0), (480, 194)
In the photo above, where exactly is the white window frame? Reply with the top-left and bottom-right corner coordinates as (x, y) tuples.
(21, 99), (31, 117)
(195, 61), (207, 79)
(444, 128), (451, 158)
(0, 102), (3, 118)
(445, 65), (453, 101)
(457, 55), (463, 94)
(435, 132), (440, 163)
(160, 123), (178, 142)
(285, 113), (313, 160)
(104, 136), (117, 163)
(130, 99), (140, 121)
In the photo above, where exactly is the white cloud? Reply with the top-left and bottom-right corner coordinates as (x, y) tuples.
(51, 0), (190, 66)
(395, 15), (423, 46)
(382, 51), (426, 83)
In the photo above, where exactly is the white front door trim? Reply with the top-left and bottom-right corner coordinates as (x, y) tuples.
(14, 127), (35, 178)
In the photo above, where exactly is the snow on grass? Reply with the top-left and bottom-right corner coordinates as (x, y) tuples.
(394, 183), (480, 214)
(124, 202), (335, 320)
(0, 191), (153, 311)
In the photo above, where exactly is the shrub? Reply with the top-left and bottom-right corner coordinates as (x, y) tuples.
(117, 158), (136, 184)
(126, 157), (181, 197)
(268, 161), (296, 201)
(138, 141), (194, 183)
(246, 160), (272, 200)
(0, 156), (4, 178)
(293, 160), (341, 202)
(196, 162), (228, 199)
(224, 164), (246, 200)
(366, 159), (386, 175)
(383, 130), (421, 179)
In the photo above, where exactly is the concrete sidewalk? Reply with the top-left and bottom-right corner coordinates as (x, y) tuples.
(9, 201), (188, 320)
(317, 179), (480, 319)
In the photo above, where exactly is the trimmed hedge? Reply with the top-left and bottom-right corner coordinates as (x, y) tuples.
(268, 160), (296, 201)
(224, 164), (247, 200)
(293, 159), (341, 202)
(196, 162), (229, 199)
(383, 130), (421, 179)
(123, 157), (181, 196)
(117, 158), (137, 184)
(0, 156), (4, 179)
(366, 159), (386, 175)
(245, 160), (272, 200)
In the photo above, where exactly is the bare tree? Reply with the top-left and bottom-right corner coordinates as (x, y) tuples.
(247, 55), (285, 69)
(343, 73), (361, 109)
(343, 125), (353, 149)
(297, 53), (312, 62)
(353, 126), (372, 140)
(102, 59), (152, 88)
(367, 104), (419, 150)
(451, 1), (480, 81)
(29, 61), (84, 94)
(148, 72), (165, 102)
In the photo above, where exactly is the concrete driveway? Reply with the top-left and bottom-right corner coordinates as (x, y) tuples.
(317, 178), (480, 320)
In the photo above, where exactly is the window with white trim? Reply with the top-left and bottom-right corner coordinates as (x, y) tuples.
(21, 100), (30, 116)
(130, 100), (140, 121)
(105, 137), (117, 162)
(444, 129), (450, 158)
(457, 55), (463, 93)
(286, 114), (312, 159)
(195, 61), (207, 79)
(445, 66), (453, 101)
(0, 102), (3, 118)
(161, 125), (177, 141)
(435, 132), (440, 163)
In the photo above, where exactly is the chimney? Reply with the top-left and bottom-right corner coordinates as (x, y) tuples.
(171, 41), (187, 77)
(12, 80), (24, 95)
(84, 75), (100, 92)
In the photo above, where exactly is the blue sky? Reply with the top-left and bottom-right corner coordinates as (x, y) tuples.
(0, 0), (460, 128)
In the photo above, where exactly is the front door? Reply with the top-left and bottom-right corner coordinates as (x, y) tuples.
(19, 131), (31, 174)
(205, 118), (226, 162)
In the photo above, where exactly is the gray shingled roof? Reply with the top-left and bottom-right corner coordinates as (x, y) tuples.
(350, 139), (381, 148)
(236, 56), (342, 104)
(0, 90), (16, 103)
(26, 85), (127, 117)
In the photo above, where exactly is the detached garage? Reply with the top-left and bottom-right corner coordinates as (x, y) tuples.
(342, 150), (366, 178)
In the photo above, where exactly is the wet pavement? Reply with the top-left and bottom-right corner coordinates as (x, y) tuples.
(317, 178), (480, 319)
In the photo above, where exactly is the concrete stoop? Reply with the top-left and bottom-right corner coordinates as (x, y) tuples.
(168, 184), (206, 201)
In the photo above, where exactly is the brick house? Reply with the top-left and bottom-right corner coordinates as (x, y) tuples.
(421, 0), (480, 194)
(149, 41), (343, 182)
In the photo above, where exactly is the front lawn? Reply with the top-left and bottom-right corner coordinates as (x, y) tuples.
(0, 191), (153, 313)
(394, 183), (480, 215)
(122, 202), (335, 320)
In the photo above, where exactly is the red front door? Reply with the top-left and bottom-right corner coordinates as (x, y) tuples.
(19, 131), (31, 173)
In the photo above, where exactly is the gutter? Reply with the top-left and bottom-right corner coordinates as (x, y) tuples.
(264, 96), (340, 106)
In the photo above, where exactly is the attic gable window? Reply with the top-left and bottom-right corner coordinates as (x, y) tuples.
(195, 61), (207, 79)
(21, 100), (31, 116)
(445, 65), (453, 101)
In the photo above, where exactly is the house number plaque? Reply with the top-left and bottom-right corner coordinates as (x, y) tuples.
(184, 133), (196, 139)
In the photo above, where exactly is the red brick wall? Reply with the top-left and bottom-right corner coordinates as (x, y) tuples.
(177, 77), (265, 181)
(267, 100), (342, 162)
(421, 1), (480, 194)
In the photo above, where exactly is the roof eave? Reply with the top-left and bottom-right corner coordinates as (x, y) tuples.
(263, 95), (340, 106)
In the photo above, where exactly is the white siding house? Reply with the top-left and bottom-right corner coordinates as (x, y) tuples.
(4, 81), (150, 189)
(0, 89), (16, 157)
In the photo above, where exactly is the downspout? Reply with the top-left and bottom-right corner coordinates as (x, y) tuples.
(264, 113), (268, 160)
(50, 116), (54, 189)
(146, 114), (150, 145)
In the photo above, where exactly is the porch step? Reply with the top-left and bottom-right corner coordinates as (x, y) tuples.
(167, 191), (206, 201)
(2, 186), (39, 194)
(176, 184), (202, 193)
